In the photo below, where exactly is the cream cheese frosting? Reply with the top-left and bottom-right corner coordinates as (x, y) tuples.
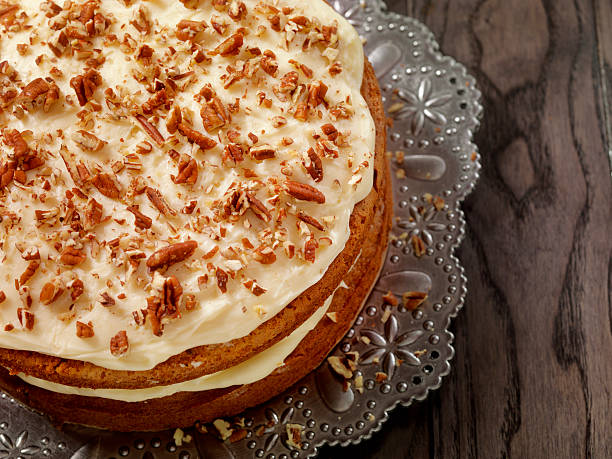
(0, 0), (375, 371)
(17, 289), (333, 402)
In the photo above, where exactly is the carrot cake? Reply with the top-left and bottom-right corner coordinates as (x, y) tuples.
(0, 0), (391, 430)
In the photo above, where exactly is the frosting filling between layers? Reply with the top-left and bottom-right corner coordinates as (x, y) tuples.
(0, 0), (375, 371)
(16, 290), (335, 402)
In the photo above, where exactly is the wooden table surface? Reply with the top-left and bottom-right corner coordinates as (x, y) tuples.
(320, 0), (612, 457)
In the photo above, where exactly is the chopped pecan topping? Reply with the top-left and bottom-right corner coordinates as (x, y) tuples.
(2, 129), (29, 160)
(304, 237), (318, 262)
(250, 144), (275, 160)
(135, 114), (165, 146)
(321, 123), (338, 140)
(303, 147), (323, 182)
(285, 181), (325, 203)
(142, 89), (169, 114)
(60, 247), (86, 266)
(277, 71), (299, 94)
(223, 143), (244, 163)
(200, 97), (228, 132)
(166, 106), (182, 134)
(146, 240), (198, 270)
(72, 130), (106, 152)
(19, 260), (40, 287)
(100, 292), (116, 306)
(172, 155), (198, 185)
(76, 321), (94, 338)
(0, 161), (15, 190)
(307, 81), (328, 108)
(16, 78), (50, 111)
(298, 211), (324, 231)
(145, 187), (176, 216)
(130, 6), (151, 34)
(228, 1), (246, 20)
(17, 308), (35, 330)
(110, 330), (129, 356)
(260, 54), (278, 77)
(177, 123), (217, 150)
(127, 205), (153, 230)
(69, 278), (85, 301)
(176, 19), (207, 41)
(70, 69), (102, 106)
(0, 291), (5, 304)
(253, 245), (276, 264)
(246, 192), (271, 222)
(40, 280), (64, 305)
(216, 267), (228, 293)
(92, 173), (121, 199)
(213, 32), (243, 56)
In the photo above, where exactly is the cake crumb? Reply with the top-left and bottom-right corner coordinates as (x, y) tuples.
(354, 374), (364, 394)
(213, 419), (233, 441)
(286, 424), (303, 449)
(381, 307), (392, 323)
(173, 428), (185, 446)
(402, 291), (428, 310)
(325, 311), (338, 323)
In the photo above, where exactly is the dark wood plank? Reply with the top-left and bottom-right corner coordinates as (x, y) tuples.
(321, 0), (612, 457)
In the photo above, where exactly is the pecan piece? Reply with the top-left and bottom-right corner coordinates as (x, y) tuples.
(92, 173), (121, 199)
(60, 247), (86, 266)
(0, 291), (5, 303)
(146, 241), (198, 270)
(17, 308), (35, 330)
(70, 69), (102, 106)
(19, 260), (40, 286)
(223, 143), (244, 163)
(246, 192), (271, 222)
(402, 291), (428, 310)
(110, 330), (128, 356)
(216, 267), (228, 293)
(84, 198), (103, 229)
(76, 321), (94, 338)
(250, 144), (275, 160)
(213, 32), (243, 56)
(285, 181), (325, 203)
(177, 123), (216, 150)
(16, 78), (50, 111)
(321, 123), (338, 140)
(298, 211), (324, 231)
(176, 19), (206, 41)
(2, 129), (29, 160)
(72, 130), (106, 152)
(127, 205), (152, 230)
(135, 114), (165, 146)
(166, 106), (182, 134)
(40, 280), (64, 305)
(303, 147), (323, 182)
(145, 187), (176, 216)
(308, 81), (328, 108)
(172, 155), (198, 185)
(200, 97), (228, 132)
(142, 89), (169, 114)
(0, 161), (15, 189)
(304, 237), (318, 262)
(69, 278), (85, 301)
(253, 246), (276, 264)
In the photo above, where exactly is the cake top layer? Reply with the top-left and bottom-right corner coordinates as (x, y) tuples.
(0, 0), (375, 370)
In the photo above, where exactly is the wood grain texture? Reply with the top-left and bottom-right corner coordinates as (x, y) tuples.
(319, 0), (612, 457)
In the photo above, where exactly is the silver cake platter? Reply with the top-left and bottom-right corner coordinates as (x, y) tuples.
(0, 1), (482, 458)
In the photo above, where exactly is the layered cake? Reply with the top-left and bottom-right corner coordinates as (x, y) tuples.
(0, 0), (391, 431)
